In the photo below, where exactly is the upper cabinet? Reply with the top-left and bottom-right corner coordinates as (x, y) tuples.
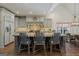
(1, 8), (14, 22)
(26, 16), (44, 22)
(15, 16), (52, 28)
(43, 18), (52, 28)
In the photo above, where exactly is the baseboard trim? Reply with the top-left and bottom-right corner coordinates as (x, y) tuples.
(4, 41), (14, 47)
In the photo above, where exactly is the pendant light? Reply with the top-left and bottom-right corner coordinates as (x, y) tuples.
(71, 3), (77, 26)
(74, 3), (76, 22)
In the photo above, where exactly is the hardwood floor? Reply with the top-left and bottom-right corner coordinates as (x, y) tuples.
(0, 42), (79, 56)
(66, 43), (79, 56)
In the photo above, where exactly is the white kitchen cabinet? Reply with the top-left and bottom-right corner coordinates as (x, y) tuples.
(26, 16), (44, 22)
(43, 19), (52, 28)
(0, 8), (14, 48)
(4, 21), (10, 45)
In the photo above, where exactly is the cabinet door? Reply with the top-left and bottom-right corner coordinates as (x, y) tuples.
(9, 22), (14, 42)
(4, 16), (14, 45)
(4, 21), (10, 45)
(44, 19), (52, 28)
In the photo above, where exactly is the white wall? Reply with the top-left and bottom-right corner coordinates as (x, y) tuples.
(0, 8), (3, 48)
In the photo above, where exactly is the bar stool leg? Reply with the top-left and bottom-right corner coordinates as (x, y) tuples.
(18, 43), (21, 53)
(33, 45), (35, 55)
(50, 44), (52, 55)
(44, 44), (47, 55)
(28, 44), (30, 55)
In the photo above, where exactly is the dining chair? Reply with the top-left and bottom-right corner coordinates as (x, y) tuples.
(33, 31), (47, 55)
(74, 35), (79, 46)
(19, 33), (30, 55)
(14, 35), (20, 55)
(50, 33), (61, 55)
(66, 33), (74, 43)
(60, 35), (66, 55)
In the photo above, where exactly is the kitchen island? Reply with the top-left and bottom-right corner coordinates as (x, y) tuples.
(13, 28), (66, 55)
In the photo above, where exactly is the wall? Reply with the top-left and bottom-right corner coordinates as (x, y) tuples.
(0, 8), (3, 48)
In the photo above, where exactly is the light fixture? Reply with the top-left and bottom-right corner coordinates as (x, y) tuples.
(71, 3), (79, 26)
(73, 3), (77, 22)
(16, 11), (19, 14)
(72, 3), (77, 26)
(29, 11), (32, 14)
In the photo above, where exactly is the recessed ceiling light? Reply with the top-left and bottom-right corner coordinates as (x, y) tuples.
(29, 11), (32, 14)
(16, 11), (19, 14)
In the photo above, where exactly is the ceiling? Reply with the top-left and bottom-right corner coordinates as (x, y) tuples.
(0, 3), (54, 16)
(0, 3), (79, 17)
(63, 3), (79, 17)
